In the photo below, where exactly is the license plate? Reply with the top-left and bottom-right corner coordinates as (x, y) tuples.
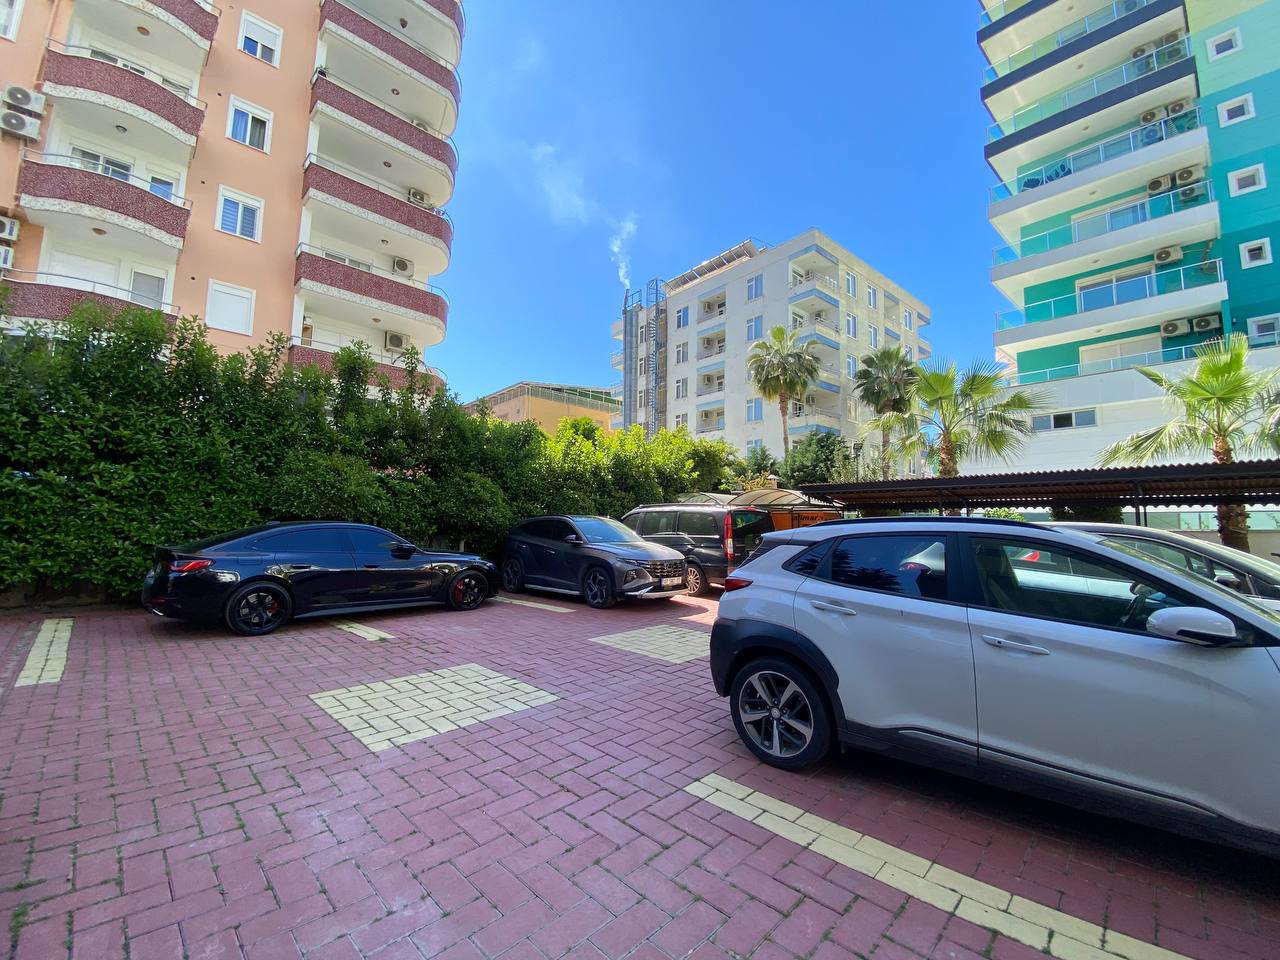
(661, 577), (683, 587)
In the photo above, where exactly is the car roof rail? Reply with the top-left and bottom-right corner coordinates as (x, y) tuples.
(807, 515), (1051, 531)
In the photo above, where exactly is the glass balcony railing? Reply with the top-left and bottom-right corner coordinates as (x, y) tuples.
(997, 259), (1223, 329)
(984, 0), (1160, 83)
(1003, 336), (1278, 386)
(979, 0), (1034, 28)
(993, 181), (1213, 265)
(991, 107), (1201, 203)
(988, 37), (1192, 142)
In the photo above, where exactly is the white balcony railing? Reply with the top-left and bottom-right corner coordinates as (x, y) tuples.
(1002, 335), (1279, 386)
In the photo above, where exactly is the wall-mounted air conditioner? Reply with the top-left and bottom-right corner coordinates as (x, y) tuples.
(1161, 319), (1191, 337)
(3, 85), (44, 115)
(1191, 315), (1222, 333)
(1175, 165), (1205, 185)
(1161, 31), (1184, 46)
(0, 215), (18, 241)
(391, 256), (414, 276)
(1140, 106), (1168, 125)
(0, 246), (13, 270)
(407, 188), (429, 207)
(1131, 45), (1152, 59)
(385, 331), (410, 352)
(1, 111), (40, 140)
(1154, 246), (1184, 266)
(1148, 175), (1174, 194)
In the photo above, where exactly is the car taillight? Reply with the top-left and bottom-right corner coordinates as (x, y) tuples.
(168, 559), (214, 573)
(724, 513), (734, 564)
(723, 576), (753, 591)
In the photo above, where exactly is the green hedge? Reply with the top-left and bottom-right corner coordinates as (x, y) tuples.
(0, 301), (735, 598)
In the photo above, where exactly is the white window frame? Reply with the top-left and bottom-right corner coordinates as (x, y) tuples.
(1206, 27), (1242, 62)
(1247, 314), (1280, 344)
(675, 378), (688, 399)
(869, 325), (879, 348)
(846, 355), (857, 380)
(1218, 93), (1255, 128)
(1032, 408), (1097, 432)
(675, 342), (688, 364)
(1240, 238), (1273, 269)
(676, 306), (689, 328)
(205, 279), (256, 335)
(845, 273), (855, 296)
(746, 315), (763, 341)
(675, 413), (689, 429)
(215, 186), (264, 242)
(746, 274), (764, 300)
(746, 398), (763, 422)
(226, 95), (273, 152)
(1228, 164), (1267, 198)
(903, 308), (913, 330)
(867, 285), (878, 309)
(238, 10), (282, 67)
(845, 313), (857, 338)
(1, 0), (24, 42)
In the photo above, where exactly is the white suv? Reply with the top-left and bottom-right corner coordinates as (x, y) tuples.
(710, 517), (1280, 854)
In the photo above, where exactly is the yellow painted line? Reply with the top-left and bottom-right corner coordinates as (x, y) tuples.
(493, 596), (575, 614)
(684, 774), (1193, 960)
(15, 618), (73, 686)
(332, 620), (394, 641)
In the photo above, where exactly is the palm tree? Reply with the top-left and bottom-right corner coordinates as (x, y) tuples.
(853, 345), (919, 479)
(872, 360), (1045, 478)
(1099, 335), (1278, 552)
(747, 325), (821, 455)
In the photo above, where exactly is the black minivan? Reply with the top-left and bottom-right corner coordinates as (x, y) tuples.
(621, 504), (774, 595)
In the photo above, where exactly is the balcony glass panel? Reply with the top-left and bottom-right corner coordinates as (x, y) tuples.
(979, 0), (1035, 28)
(984, 0), (1160, 82)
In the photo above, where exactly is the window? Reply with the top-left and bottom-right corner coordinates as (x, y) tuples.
(148, 175), (177, 201)
(675, 342), (688, 363)
(638, 389), (647, 408)
(678, 512), (719, 537)
(1248, 314), (1280, 345)
(675, 378), (688, 399)
(746, 398), (763, 422)
(217, 187), (263, 241)
(746, 274), (764, 300)
(70, 146), (130, 180)
(969, 537), (1194, 632)
(846, 355), (857, 380)
(1229, 165), (1267, 197)
(129, 271), (166, 310)
(259, 528), (351, 552)
(866, 286), (878, 309)
(1102, 536), (1231, 585)
(845, 313), (857, 337)
(675, 413), (689, 429)
(1031, 408), (1097, 432)
(1207, 27), (1242, 61)
(348, 528), (402, 553)
(227, 97), (271, 151)
(903, 309), (913, 330)
(745, 438), (763, 451)
(868, 325), (878, 348)
(322, 250), (371, 271)
(1, 0), (22, 41)
(827, 535), (949, 601)
(1218, 94), (1255, 127)
(845, 273), (856, 296)
(523, 518), (574, 541)
(1240, 239), (1273, 269)
(637, 511), (677, 536)
(239, 11), (281, 66)
(638, 357), (647, 376)
(676, 307), (689, 328)
(787, 541), (832, 577)
(746, 315), (763, 341)
(904, 345), (913, 361)
(205, 280), (255, 335)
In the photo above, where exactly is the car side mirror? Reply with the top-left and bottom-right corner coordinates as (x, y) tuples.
(390, 543), (416, 559)
(1147, 607), (1238, 646)
(564, 534), (582, 545)
(1214, 571), (1243, 591)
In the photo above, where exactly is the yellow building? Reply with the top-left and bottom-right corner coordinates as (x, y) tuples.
(467, 382), (621, 434)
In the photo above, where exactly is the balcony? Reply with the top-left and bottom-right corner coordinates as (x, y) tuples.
(289, 335), (443, 392)
(295, 243), (448, 347)
(41, 43), (206, 160)
(792, 316), (841, 352)
(816, 364), (843, 390)
(303, 155), (452, 276)
(610, 382), (624, 398)
(319, 0), (460, 136)
(1, 269), (179, 324)
(74, 0), (220, 65)
(375, 0), (464, 68)
(310, 72), (458, 206)
(991, 182), (1218, 300)
(698, 302), (727, 324)
(610, 351), (624, 369)
(1003, 336), (1278, 389)
(18, 151), (191, 256)
(696, 377), (726, 398)
(787, 273), (841, 310)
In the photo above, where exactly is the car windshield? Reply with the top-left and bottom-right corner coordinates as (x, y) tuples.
(574, 517), (644, 543)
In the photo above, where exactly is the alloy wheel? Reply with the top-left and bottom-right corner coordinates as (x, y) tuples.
(501, 558), (522, 591)
(685, 565), (703, 595)
(737, 670), (815, 759)
(233, 588), (286, 633)
(452, 573), (485, 610)
(584, 569), (611, 607)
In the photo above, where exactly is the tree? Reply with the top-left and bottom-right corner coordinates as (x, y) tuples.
(1099, 335), (1278, 551)
(872, 360), (1045, 478)
(779, 432), (848, 487)
(747, 326), (820, 456)
(853, 346), (918, 479)
(734, 444), (778, 481)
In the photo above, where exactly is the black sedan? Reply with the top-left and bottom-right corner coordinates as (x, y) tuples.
(500, 515), (687, 608)
(142, 521), (498, 635)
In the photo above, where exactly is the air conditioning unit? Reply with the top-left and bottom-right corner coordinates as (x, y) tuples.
(1139, 105), (1168, 125)
(391, 256), (414, 276)
(1178, 184), (1205, 202)
(1154, 246), (1184, 265)
(1191, 314), (1222, 333)
(1131, 45), (1152, 59)
(3, 85), (44, 115)
(1175, 165), (1205, 185)
(1167, 98), (1193, 116)
(1161, 31), (1184, 46)
(1161, 319), (1191, 337)
(411, 119), (431, 131)
(0, 246), (13, 270)
(1148, 174), (1174, 193)
(0, 215), (18, 241)
(0, 111), (40, 140)
(384, 331), (411, 352)
(406, 188), (429, 207)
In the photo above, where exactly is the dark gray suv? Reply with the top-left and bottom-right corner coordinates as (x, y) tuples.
(621, 504), (774, 595)
(500, 515), (687, 608)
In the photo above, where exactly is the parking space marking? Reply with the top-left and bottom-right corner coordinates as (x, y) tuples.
(332, 620), (394, 641)
(493, 596), (575, 613)
(588, 625), (710, 663)
(310, 663), (558, 752)
(15, 618), (74, 687)
(684, 773), (1193, 960)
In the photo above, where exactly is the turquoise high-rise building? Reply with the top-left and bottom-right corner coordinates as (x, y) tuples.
(979, 0), (1280, 468)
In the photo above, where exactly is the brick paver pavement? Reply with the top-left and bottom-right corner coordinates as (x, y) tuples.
(0, 595), (1277, 960)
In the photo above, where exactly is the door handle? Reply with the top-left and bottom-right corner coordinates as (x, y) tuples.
(982, 635), (1050, 655)
(283, 563), (312, 571)
(811, 600), (857, 616)
(363, 564), (381, 569)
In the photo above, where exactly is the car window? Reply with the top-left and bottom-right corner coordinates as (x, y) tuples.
(678, 511), (719, 536)
(348, 528), (401, 553)
(970, 537), (1192, 632)
(827, 535), (949, 601)
(732, 510), (773, 554)
(638, 511), (678, 535)
(786, 540), (832, 577)
(1104, 536), (1214, 579)
(259, 528), (350, 552)
(520, 519), (560, 540)
(622, 514), (641, 531)
(574, 517), (644, 543)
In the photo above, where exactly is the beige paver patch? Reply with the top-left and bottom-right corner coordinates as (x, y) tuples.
(492, 596), (575, 613)
(15, 618), (73, 687)
(683, 773), (1191, 960)
(332, 620), (394, 641)
(588, 625), (709, 663)
(310, 663), (557, 752)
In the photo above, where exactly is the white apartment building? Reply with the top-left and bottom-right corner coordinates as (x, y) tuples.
(610, 230), (934, 459)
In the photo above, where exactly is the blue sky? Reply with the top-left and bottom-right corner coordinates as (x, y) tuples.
(433, 1), (1000, 401)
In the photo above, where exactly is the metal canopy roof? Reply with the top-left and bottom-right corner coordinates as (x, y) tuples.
(800, 461), (1280, 511)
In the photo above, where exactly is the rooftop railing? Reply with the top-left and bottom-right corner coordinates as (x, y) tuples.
(983, 0), (1160, 83)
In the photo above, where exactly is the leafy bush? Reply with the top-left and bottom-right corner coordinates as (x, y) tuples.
(981, 507), (1027, 522)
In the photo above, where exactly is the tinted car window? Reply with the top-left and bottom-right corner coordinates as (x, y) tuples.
(829, 535), (948, 600)
(523, 518), (572, 540)
(348, 528), (402, 553)
(575, 517), (643, 543)
(259, 528), (350, 552)
(678, 511), (719, 537)
(1105, 537), (1213, 579)
(638, 511), (678, 535)
(786, 540), (832, 576)
(732, 510), (773, 554)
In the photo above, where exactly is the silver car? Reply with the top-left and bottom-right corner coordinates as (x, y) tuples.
(709, 517), (1280, 854)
